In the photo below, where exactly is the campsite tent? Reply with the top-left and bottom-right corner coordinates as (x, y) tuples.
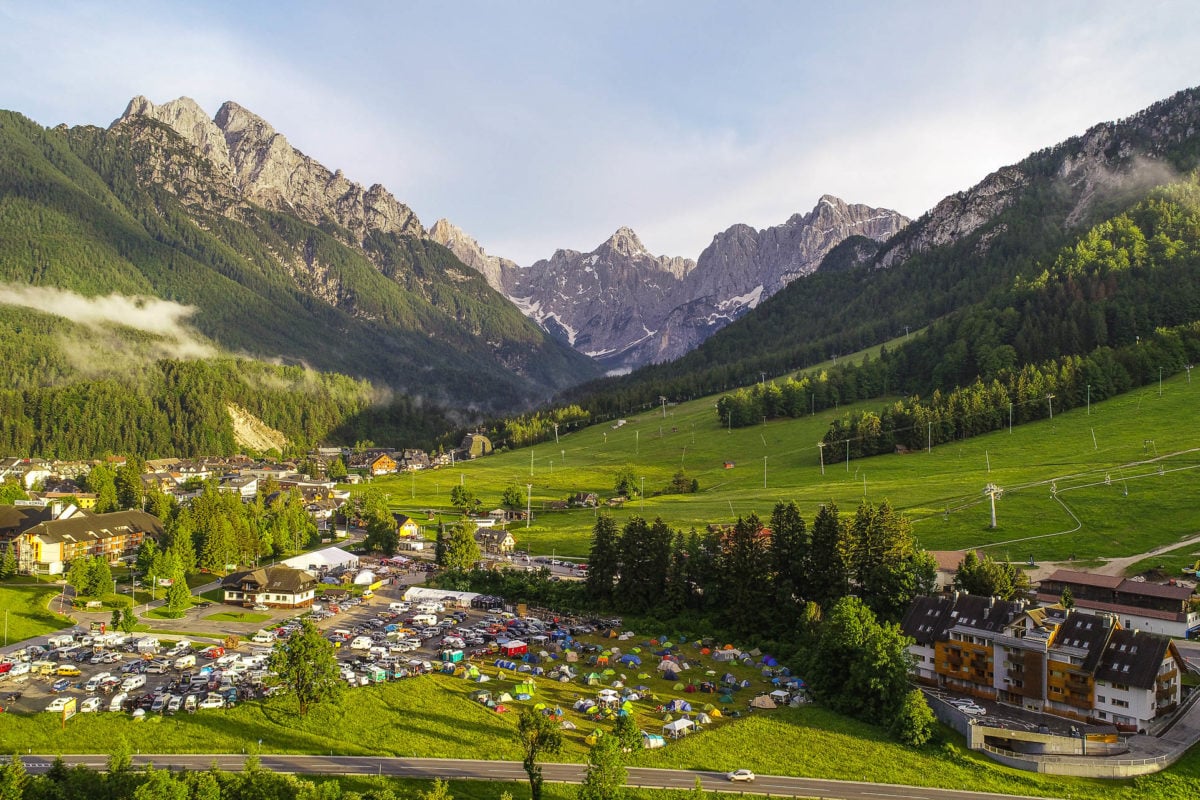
(642, 732), (665, 749)
(501, 641), (529, 657)
(666, 699), (692, 712)
(750, 694), (778, 709)
(514, 681), (536, 696)
(663, 718), (695, 739)
(352, 569), (377, 585)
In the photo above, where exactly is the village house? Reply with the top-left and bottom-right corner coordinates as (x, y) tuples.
(221, 565), (317, 609)
(369, 453), (398, 476)
(570, 492), (599, 508)
(475, 528), (516, 555)
(218, 474), (259, 500)
(393, 513), (423, 538)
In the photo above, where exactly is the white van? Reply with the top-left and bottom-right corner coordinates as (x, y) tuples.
(389, 602), (410, 613)
(415, 602), (442, 614)
(349, 636), (373, 651)
(411, 613), (438, 627)
(251, 631), (275, 645)
(173, 654), (196, 670)
(109, 692), (128, 712)
(120, 674), (146, 692)
(84, 672), (112, 692)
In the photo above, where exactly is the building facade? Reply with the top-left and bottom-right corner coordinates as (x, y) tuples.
(901, 593), (1183, 732)
(1037, 569), (1200, 639)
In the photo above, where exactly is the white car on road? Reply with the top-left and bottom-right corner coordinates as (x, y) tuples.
(727, 769), (756, 782)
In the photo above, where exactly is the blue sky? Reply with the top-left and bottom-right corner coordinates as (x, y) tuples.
(3, 1), (1200, 264)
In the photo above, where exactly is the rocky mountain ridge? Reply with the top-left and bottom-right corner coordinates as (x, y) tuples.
(117, 96), (424, 242)
(437, 196), (908, 371)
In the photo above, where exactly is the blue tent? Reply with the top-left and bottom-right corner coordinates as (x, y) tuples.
(618, 655), (642, 666)
(667, 699), (692, 712)
(495, 659), (518, 670)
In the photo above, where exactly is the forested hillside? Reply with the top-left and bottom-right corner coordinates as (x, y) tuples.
(0, 106), (598, 456)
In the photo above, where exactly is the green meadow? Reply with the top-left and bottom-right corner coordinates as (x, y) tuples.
(381, 374), (1200, 569)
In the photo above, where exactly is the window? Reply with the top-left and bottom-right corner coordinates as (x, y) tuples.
(1112, 699), (1129, 708)
(1097, 695), (1106, 703)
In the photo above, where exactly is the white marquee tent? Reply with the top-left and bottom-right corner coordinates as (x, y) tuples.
(281, 546), (359, 572)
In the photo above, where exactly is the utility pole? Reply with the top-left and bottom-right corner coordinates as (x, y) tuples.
(553, 423), (559, 444)
(763, 456), (767, 489)
(845, 439), (850, 472)
(660, 396), (667, 418)
(817, 441), (825, 476)
(1186, 364), (1194, 384)
(927, 422), (932, 454)
(1008, 402), (1013, 433)
(1047, 394), (1055, 420)
(526, 484), (531, 529)
(1086, 384), (1091, 415)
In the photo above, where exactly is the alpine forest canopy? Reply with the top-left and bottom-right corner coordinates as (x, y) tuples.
(0, 104), (598, 457)
(556, 87), (1200, 423)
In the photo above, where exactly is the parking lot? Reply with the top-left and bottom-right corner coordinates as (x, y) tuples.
(0, 573), (589, 719)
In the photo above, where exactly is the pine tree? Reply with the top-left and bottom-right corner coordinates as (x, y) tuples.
(586, 515), (620, 603)
(807, 502), (847, 610)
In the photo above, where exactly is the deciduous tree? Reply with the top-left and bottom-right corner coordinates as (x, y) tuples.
(517, 708), (562, 800)
(268, 617), (344, 716)
(578, 734), (626, 800)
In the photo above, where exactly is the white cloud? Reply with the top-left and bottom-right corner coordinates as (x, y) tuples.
(0, 284), (216, 360)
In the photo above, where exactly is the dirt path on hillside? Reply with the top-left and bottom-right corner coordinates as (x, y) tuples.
(1027, 531), (1200, 582)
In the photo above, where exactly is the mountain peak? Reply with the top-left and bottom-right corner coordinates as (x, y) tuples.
(601, 226), (646, 257)
(112, 95), (423, 242)
(214, 100), (277, 140)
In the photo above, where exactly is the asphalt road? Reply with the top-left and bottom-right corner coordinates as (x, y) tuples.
(18, 754), (1051, 800)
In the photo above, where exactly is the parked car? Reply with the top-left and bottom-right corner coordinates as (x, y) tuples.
(80, 696), (102, 713)
(726, 770), (756, 782)
(957, 703), (987, 716)
(198, 694), (225, 710)
(50, 678), (72, 693)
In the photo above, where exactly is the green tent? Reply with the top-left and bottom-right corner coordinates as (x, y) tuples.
(514, 681), (536, 696)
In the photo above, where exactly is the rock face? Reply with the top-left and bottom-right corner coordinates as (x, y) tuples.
(426, 218), (518, 292)
(873, 87), (1200, 271)
(116, 96), (423, 242)
(480, 197), (907, 372)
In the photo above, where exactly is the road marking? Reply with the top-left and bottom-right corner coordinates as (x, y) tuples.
(862, 793), (930, 799)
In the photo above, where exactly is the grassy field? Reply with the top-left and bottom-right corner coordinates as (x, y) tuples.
(0, 582), (74, 642)
(376, 374), (1200, 570)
